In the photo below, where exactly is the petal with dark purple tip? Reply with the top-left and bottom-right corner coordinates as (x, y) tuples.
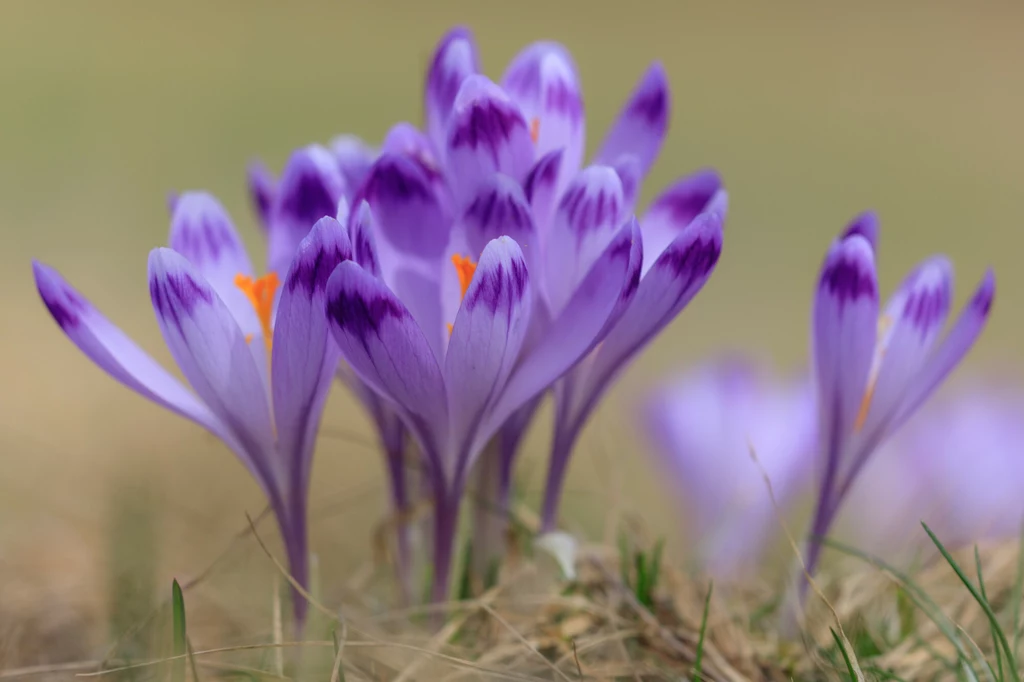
(461, 174), (536, 263)
(523, 149), (564, 236)
(268, 145), (348, 275)
(842, 211), (879, 252)
(445, 238), (532, 480)
(348, 200), (382, 278)
(425, 26), (480, 158)
(640, 169), (724, 273)
(446, 75), (534, 210)
(593, 62), (670, 178)
(247, 161), (277, 232)
(330, 134), (376, 197)
(501, 42), (584, 190)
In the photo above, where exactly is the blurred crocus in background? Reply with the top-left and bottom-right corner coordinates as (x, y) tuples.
(645, 358), (815, 578)
(34, 178), (351, 625)
(803, 211), (995, 585)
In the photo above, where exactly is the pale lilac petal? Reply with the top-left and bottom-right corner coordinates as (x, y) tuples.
(147, 248), (278, 485)
(842, 211), (879, 252)
(329, 134), (377, 196)
(501, 42), (584, 192)
(640, 169), (723, 273)
(325, 261), (449, 470)
(612, 155), (641, 217)
(425, 27), (481, 160)
(167, 192), (260, 337)
(461, 174), (536, 270)
(247, 161), (277, 232)
(272, 217), (352, 504)
(482, 220), (642, 441)
(812, 234), (879, 467)
(892, 269), (995, 429)
(33, 261), (233, 447)
(855, 257), (952, 446)
(445, 238), (532, 482)
(543, 166), (625, 316)
(267, 145), (348, 275)
(445, 75), (534, 210)
(523, 149), (564, 237)
(593, 62), (670, 177)
(348, 200), (382, 278)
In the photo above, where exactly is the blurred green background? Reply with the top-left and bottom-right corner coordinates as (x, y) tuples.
(1, 0), (1022, 648)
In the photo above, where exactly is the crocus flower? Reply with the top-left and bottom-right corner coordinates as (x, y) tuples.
(35, 167), (349, 624)
(645, 358), (815, 578)
(803, 211), (995, 580)
(420, 27), (727, 539)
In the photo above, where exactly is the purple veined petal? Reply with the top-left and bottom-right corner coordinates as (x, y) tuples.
(480, 219), (642, 446)
(851, 257), (952, 456)
(355, 153), (451, 260)
(247, 160), (277, 232)
(501, 42), (584, 193)
(381, 123), (444, 176)
(32, 260), (243, 453)
(425, 26), (481, 160)
(445, 75), (535, 211)
(523, 149), (564, 239)
(167, 192), (261, 339)
(574, 210), (724, 419)
(593, 62), (670, 178)
(891, 269), (995, 432)
(461, 174), (537, 270)
(348, 200), (382, 278)
(267, 145), (348, 276)
(811, 233), (879, 471)
(330, 134), (377, 197)
(148, 248), (279, 487)
(842, 211), (879, 253)
(640, 169), (724, 275)
(543, 165), (625, 316)
(612, 155), (642, 217)
(445, 237), (532, 484)
(335, 195), (350, 225)
(325, 261), (449, 472)
(271, 217), (353, 512)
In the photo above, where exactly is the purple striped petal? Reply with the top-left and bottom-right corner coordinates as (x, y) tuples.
(148, 248), (278, 484)
(247, 161), (277, 232)
(543, 165), (625, 315)
(167, 192), (259, 337)
(348, 200), (382, 278)
(593, 62), (670, 178)
(325, 261), (448, 469)
(268, 145), (348, 275)
(812, 233), (879, 463)
(271, 217), (352, 510)
(425, 26), (480, 159)
(33, 260), (236, 449)
(523, 149), (564, 237)
(445, 238), (532, 481)
(640, 169), (724, 273)
(842, 211), (879, 252)
(501, 42), (584, 193)
(445, 75), (534, 210)
(461, 174), (536, 267)
(329, 134), (376, 197)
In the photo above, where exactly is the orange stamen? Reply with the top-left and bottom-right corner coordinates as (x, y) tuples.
(448, 254), (478, 336)
(853, 314), (894, 432)
(234, 272), (280, 355)
(529, 117), (540, 144)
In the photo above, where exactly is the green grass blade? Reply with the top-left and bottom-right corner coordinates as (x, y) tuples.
(975, 546), (1004, 682)
(692, 582), (713, 681)
(1013, 522), (1024, 660)
(171, 579), (187, 682)
(830, 627), (864, 681)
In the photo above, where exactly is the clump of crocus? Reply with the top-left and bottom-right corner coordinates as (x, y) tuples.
(645, 358), (815, 578)
(34, 147), (347, 625)
(803, 211), (995, 582)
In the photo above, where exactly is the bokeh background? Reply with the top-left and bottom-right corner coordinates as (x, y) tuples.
(2, 0), (1022, 656)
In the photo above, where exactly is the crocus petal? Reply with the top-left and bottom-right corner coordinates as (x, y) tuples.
(523, 149), (564, 238)
(348, 200), (382, 278)
(842, 211), (879, 252)
(425, 26), (480, 158)
(593, 62), (670, 178)
(445, 237), (532, 482)
(446, 75), (535, 210)
(167, 192), (260, 337)
(461, 174), (537, 266)
(812, 233), (879, 462)
(501, 42), (584, 192)
(612, 155), (642, 217)
(893, 269), (995, 429)
(329, 134), (376, 196)
(271, 217), (353, 502)
(148, 248), (278, 487)
(482, 220), (642, 442)
(325, 261), (449, 470)
(640, 169), (723, 274)
(33, 260), (235, 448)
(247, 161), (277, 232)
(543, 166), (625, 316)
(268, 145), (348, 275)
(855, 257), (952, 447)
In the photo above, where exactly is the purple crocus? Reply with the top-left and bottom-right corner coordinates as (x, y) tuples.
(645, 359), (815, 578)
(803, 211), (995, 580)
(35, 159), (348, 625)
